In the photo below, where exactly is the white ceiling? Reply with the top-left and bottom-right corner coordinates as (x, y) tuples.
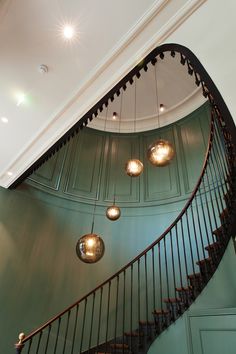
(90, 55), (205, 132)
(0, 0), (235, 188)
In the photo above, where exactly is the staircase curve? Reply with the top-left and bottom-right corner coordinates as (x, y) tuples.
(15, 44), (236, 354)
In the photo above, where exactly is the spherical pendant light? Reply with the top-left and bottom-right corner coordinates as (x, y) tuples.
(76, 233), (105, 263)
(125, 158), (143, 177)
(147, 139), (175, 167)
(106, 205), (121, 221)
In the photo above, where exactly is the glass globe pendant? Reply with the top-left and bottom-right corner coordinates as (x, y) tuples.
(147, 139), (175, 167)
(76, 233), (105, 263)
(106, 204), (121, 221)
(125, 158), (143, 177)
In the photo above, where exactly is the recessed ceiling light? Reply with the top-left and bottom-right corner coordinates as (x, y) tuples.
(16, 93), (26, 106)
(63, 25), (74, 39)
(160, 104), (165, 112)
(1, 117), (8, 123)
(7, 171), (13, 176)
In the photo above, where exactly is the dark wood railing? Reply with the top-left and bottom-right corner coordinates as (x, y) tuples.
(15, 46), (236, 354)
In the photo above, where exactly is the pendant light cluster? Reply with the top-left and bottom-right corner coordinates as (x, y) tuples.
(106, 91), (123, 221)
(147, 63), (175, 167)
(76, 202), (105, 264)
(125, 78), (144, 177)
(77, 54), (176, 264)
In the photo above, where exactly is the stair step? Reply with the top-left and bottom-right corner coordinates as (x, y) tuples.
(196, 257), (216, 278)
(152, 309), (169, 315)
(163, 297), (182, 303)
(205, 242), (223, 259)
(196, 257), (212, 265)
(139, 320), (156, 339)
(213, 226), (225, 241)
(220, 208), (230, 222)
(176, 285), (196, 303)
(176, 285), (194, 294)
(205, 242), (221, 251)
(139, 320), (155, 326)
(163, 297), (185, 318)
(188, 272), (202, 279)
(125, 332), (144, 337)
(110, 343), (129, 350)
(224, 191), (235, 208)
(188, 272), (204, 290)
(153, 309), (171, 333)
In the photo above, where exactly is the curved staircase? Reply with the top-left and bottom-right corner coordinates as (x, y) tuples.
(15, 45), (236, 354)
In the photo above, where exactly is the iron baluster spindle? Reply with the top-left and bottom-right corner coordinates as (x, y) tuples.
(105, 282), (111, 354)
(70, 305), (79, 354)
(175, 223), (183, 289)
(44, 324), (51, 354)
(88, 293), (95, 353)
(62, 310), (71, 354)
(96, 287), (103, 348)
(79, 298), (87, 354)
(53, 317), (61, 354)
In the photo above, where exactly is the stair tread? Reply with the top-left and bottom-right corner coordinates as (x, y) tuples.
(205, 242), (221, 250)
(163, 297), (182, 303)
(153, 309), (169, 315)
(220, 208), (229, 218)
(196, 257), (212, 265)
(110, 343), (129, 349)
(176, 286), (193, 292)
(213, 226), (224, 236)
(139, 320), (155, 326)
(125, 331), (144, 337)
(188, 272), (202, 279)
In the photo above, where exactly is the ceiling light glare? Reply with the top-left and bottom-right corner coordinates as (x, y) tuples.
(7, 171), (13, 176)
(16, 93), (26, 106)
(1, 117), (8, 124)
(63, 25), (74, 40)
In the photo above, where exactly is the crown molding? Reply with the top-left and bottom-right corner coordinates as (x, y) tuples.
(2, 0), (206, 188)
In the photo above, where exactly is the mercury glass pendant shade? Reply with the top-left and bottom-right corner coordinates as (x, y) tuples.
(147, 139), (175, 167)
(125, 159), (143, 177)
(106, 205), (121, 221)
(76, 233), (105, 263)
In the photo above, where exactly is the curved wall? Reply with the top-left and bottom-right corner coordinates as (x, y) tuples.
(148, 239), (236, 354)
(0, 103), (210, 353)
(26, 103), (210, 215)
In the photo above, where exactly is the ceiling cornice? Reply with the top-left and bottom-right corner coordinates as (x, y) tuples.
(3, 0), (206, 188)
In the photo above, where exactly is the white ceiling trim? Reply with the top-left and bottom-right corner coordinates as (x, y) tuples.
(91, 88), (206, 133)
(3, 0), (206, 188)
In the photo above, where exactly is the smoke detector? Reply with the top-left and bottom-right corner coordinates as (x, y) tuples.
(38, 64), (48, 74)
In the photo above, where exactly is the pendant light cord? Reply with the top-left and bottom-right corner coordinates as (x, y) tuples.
(154, 64), (161, 130)
(91, 105), (109, 233)
(113, 90), (123, 204)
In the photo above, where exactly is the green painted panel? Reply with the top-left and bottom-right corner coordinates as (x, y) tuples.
(64, 130), (104, 200)
(103, 134), (140, 203)
(177, 106), (210, 193)
(188, 311), (236, 354)
(26, 103), (211, 207)
(143, 126), (180, 201)
(28, 145), (67, 190)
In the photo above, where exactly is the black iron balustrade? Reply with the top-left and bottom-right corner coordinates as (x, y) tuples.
(14, 45), (236, 354)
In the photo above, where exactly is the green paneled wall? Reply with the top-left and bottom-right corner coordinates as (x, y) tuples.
(0, 103), (213, 353)
(27, 103), (210, 210)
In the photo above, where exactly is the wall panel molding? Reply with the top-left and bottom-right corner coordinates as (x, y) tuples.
(26, 103), (210, 208)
